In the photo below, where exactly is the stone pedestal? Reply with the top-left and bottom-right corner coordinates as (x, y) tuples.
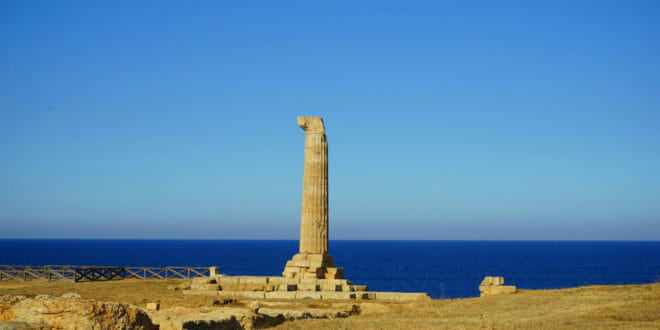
(282, 117), (343, 279)
(479, 276), (516, 296)
(282, 253), (344, 279)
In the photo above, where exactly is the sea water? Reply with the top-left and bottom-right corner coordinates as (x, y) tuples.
(0, 239), (658, 298)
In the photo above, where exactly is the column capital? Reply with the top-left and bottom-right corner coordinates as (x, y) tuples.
(298, 116), (325, 134)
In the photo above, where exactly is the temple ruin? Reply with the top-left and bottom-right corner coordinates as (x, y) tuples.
(281, 117), (343, 280)
(183, 117), (429, 302)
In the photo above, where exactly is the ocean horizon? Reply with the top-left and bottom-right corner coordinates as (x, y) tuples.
(1, 239), (658, 299)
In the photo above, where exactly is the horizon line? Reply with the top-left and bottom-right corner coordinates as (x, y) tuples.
(1, 238), (658, 242)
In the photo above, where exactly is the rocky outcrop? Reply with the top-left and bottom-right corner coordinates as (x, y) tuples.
(148, 306), (256, 330)
(1, 293), (361, 329)
(0, 294), (156, 329)
(148, 303), (360, 329)
(257, 305), (359, 320)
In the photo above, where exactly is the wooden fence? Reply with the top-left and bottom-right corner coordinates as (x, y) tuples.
(0, 265), (211, 282)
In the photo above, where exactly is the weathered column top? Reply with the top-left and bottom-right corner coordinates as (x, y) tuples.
(298, 116), (325, 134)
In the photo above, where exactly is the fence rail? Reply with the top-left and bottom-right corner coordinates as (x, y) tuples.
(0, 265), (211, 282)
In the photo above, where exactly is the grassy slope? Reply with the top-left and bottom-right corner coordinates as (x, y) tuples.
(1, 280), (658, 329)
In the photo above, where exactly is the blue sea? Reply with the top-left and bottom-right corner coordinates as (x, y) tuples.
(1, 240), (658, 298)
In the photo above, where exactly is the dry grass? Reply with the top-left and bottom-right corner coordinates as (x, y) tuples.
(0, 279), (221, 309)
(279, 283), (660, 329)
(1, 280), (659, 329)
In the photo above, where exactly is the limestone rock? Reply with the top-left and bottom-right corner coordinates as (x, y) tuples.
(481, 276), (504, 286)
(258, 305), (358, 320)
(146, 302), (159, 310)
(480, 285), (516, 296)
(148, 307), (251, 330)
(0, 321), (52, 329)
(0, 295), (156, 329)
(148, 304), (345, 330)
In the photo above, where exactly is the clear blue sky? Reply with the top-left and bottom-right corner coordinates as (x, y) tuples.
(1, 1), (659, 240)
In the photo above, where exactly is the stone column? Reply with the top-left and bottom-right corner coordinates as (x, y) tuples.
(298, 116), (329, 254)
(282, 116), (343, 279)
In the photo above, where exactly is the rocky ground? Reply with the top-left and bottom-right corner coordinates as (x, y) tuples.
(0, 284), (361, 329)
(0, 294), (155, 329)
(1, 280), (659, 329)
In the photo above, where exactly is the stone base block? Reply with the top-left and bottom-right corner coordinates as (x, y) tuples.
(320, 284), (341, 292)
(323, 267), (344, 279)
(218, 291), (266, 299)
(478, 276), (516, 296)
(239, 291), (267, 299)
(264, 291), (297, 299)
(281, 266), (344, 280)
(321, 292), (356, 300)
(299, 278), (343, 285)
(480, 276), (504, 286)
(479, 285), (516, 296)
(191, 277), (216, 285)
(355, 292), (375, 300)
(304, 269), (325, 279)
(282, 253), (341, 279)
(268, 277), (300, 284)
(314, 278), (350, 285)
(291, 253), (335, 266)
(216, 277), (240, 286)
(282, 266), (325, 279)
(351, 285), (368, 292)
(146, 302), (159, 310)
(236, 276), (269, 285)
(278, 284), (298, 291)
(297, 283), (320, 291)
(295, 291), (323, 299)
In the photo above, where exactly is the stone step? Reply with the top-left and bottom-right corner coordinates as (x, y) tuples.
(183, 290), (361, 300)
(194, 275), (363, 292)
(207, 275), (350, 285)
(182, 289), (430, 302)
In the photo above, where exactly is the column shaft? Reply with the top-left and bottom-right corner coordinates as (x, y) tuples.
(299, 132), (328, 254)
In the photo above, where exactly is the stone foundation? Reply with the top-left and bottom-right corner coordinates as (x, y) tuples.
(281, 253), (344, 279)
(184, 274), (430, 302)
(190, 275), (360, 293)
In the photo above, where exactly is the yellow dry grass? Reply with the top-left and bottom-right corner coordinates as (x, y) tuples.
(280, 283), (660, 329)
(0, 279), (215, 309)
(1, 280), (658, 329)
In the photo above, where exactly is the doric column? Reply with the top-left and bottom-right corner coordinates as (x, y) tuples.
(282, 116), (343, 279)
(298, 116), (328, 254)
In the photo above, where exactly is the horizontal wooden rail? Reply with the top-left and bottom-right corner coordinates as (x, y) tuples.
(0, 265), (212, 282)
